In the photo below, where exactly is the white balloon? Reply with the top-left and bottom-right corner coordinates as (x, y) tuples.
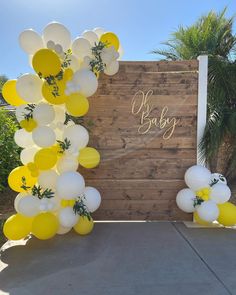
(82, 30), (99, 45)
(93, 27), (105, 38)
(83, 187), (101, 213)
(57, 225), (72, 235)
(17, 195), (40, 217)
(210, 173), (227, 185)
(33, 103), (55, 125)
(71, 37), (91, 60)
(53, 106), (66, 123)
(43, 22), (71, 51)
(20, 146), (39, 165)
(38, 169), (59, 190)
(19, 29), (44, 54)
(184, 165), (211, 191)
(176, 188), (196, 213)
(32, 126), (56, 147)
(118, 44), (124, 60)
(56, 155), (78, 174)
(104, 60), (119, 76)
(196, 200), (219, 222)
(210, 183), (231, 204)
(63, 124), (89, 150)
(14, 192), (27, 212)
(69, 54), (80, 72)
(56, 171), (85, 199)
(73, 69), (98, 97)
(15, 104), (28, 123)
(14, 129), (34, 148)
(16, 74), (43, 103)
(59, 207), (79, 227)
(39, 198), (57, 212)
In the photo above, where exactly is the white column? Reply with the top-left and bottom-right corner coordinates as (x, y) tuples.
(197, 55), (208, 165)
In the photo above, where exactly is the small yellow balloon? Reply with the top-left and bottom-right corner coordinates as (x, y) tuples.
(20, 118), (37, 132)
(78, 147), (100, 168)
(32, 49), (61, 77)
(65, 93), (89, 117)
(2, 80), (26, 106)
(100, 32), (120, 50)
(34, 148), (58, 170)
(73, 216), (94, 235)
(8, 166), (37, 192)
(217, 202), (236, 226)
(3, 214), (33, 240)
(32, 212), (59, 240)
(194, 212), (211, 226)
(42, 79), (68, 105)
(64, 68), (74, 81)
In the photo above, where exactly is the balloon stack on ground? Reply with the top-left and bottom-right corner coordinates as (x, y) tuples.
(176, 165), (236, 226)
(2, 22), (122, 240)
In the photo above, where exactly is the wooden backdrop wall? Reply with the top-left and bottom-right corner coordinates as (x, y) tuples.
(79, 60), (199, 220)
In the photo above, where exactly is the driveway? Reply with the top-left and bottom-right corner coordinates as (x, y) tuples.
(0, 222), (236, 295)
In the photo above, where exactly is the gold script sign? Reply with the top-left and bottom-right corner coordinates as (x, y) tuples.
(131, 90), (180, 140)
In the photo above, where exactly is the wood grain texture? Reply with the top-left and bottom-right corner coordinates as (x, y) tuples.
(85, 60), (199, 220)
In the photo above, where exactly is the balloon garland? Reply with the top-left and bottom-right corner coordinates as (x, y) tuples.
(2, 22), (122, 240)
(176, 165), (236, 226)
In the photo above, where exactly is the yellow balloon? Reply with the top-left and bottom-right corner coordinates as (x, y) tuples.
(3, 214), (33, 240)
(64, 68), (74, 81)
(194, 212), (211, 226)
(73, 216), (94, 235)
(32, 212), (59, 240)
(32, 49), (61, 77)
(78, 147), (100, 169)
(20, 118), (38, 132)
(42, 79), (68, 105)
(100, 32), (120, 50)
(65, 93), (89, 117)
(217, 202), (236, 226)
(34, 148), (57, 170)
(8, 166), (37, 192)
(2, 80), (27, 106)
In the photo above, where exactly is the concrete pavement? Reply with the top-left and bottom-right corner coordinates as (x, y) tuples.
(0, 222), (236, 295)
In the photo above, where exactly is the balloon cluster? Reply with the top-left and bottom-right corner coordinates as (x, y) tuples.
(2, 22), (122, 240)
(176, 165), (236, 226)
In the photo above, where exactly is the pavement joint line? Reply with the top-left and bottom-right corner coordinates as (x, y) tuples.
(171, 222), (233, 295)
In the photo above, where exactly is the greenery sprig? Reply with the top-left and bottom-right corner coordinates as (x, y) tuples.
(57, 138), (71, 154)
(31, 185), (55, 199)
(90, 41), (107, 75)
(23, 104), (36, 121)
(61, 49), (72, 69)
(21, 176), (31, 191)
(73, 197), (91, 220)
(64, 113), (94, 132)
(193, 196), (204, 207)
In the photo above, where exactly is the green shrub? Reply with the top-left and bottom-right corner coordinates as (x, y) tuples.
(0, 108), (20, 191)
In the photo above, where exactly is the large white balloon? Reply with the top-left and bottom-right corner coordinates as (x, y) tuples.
(14, 192), (27, 212)
(68, 54), (80, 72)
(56, 171), (85, 199)
(32, 126), (56, 147)
(57, 225), (72, 235)
(63, 124), (89, 150)
(176, 188), (196, 213)
(53, 106), (66, 123)
(104, 60), (119, 76)
(118, 44), (124, 60)
(17, 195), (40, 217)
(38, 170), (59, 190)
(19, 29), (44, 54)
(59, 207), (79, 227)
(71, 37), (91, 60)
(16, 74), (43, 103)
(196, 200), (219, 222)
(33, 103), (55, 125)
(83, 187), (101, 213)
(210, 183), (231, 204)
(43, 22), (71, 51)
(184, 165), (211, 191)
(14, 129), (34, 148)
(20, 146), (39, 165)
(73, 69), (98, 97)
(56, 155), (78, 174)
(82, 30), (99, 45)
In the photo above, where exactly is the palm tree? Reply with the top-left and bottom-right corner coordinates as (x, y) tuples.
(152, 8), (236, 181)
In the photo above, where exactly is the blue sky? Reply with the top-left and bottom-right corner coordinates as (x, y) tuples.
(1, 0), (236, 79)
